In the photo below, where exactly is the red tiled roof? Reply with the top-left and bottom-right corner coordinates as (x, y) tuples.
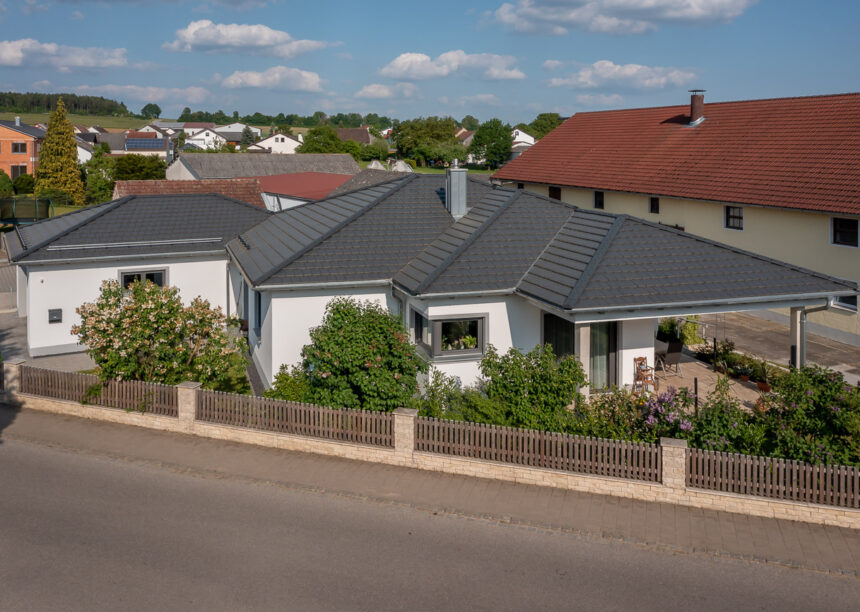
(494, 93), (860, 216)
(255, 172), (354, 200)
(336, 127), (372, 145)
(112, 178), (264, 208)
(126, 131), (157, 138)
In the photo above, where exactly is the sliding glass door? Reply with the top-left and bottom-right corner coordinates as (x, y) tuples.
(589, 322), (617, 390)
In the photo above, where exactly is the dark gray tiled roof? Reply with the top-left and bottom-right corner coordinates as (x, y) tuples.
(0, 120), (45, 139)
(327, 169), (409, 197)
(175, 153), (360, 179)
(7, 194), (270, 264)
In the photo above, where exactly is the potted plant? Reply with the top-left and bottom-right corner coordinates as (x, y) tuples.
(754, 360), (772, 392)
(736, 365), (752, 382)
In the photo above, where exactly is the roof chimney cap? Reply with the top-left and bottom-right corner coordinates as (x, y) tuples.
(15, 116), (20, 126)
(688, 90), (705, 126)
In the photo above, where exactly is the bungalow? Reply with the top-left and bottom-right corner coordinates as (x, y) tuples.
(184, 128), (227, 151)
(4, 193), (269, 356)
(226, 171), (857, 389)
(493, 92), (860, 347)
(166, 153), (360, 180)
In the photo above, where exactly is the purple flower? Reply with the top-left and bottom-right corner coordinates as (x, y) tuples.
(665, 412), (677, 424)
(805, 390), (814, 397)
(830, 406), (841, 414)
(680, 420), (693, 432)
(645, 415), (657, 426)
(731, 422), (738, 429)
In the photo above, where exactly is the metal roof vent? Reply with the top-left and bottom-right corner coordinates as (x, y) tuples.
(15, 116), (21, 126)
(446, 159), (468, 220)
(688, 90), (705, 126)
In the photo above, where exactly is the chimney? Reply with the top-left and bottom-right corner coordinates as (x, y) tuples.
(15, 116), (21, 126)
(688, 90), (705, 126)
(445, 159), (468, 220)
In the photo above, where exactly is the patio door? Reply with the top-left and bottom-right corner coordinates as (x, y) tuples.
(590, 322), (617, 389)
(542, 313), (575, 357)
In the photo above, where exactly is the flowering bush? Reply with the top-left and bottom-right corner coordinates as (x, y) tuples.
(73, 279), (248, 392)
(641, 386), (696, 441)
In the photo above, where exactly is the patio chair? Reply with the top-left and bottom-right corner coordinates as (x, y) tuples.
(656, 340), (684, 377)
(632, 356), (657, 396)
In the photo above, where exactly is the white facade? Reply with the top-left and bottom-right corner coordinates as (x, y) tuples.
(511, 128), (535, 146)
(165, 158), (195, 180)
(218, 123), (262, 138)
(76, 144), (92, 165)
(185, 129), (226, 150)
(138, 125), (166, 138)
(249, 134), (301, 154)
(261, 192), (309, 212)
(22, 256), (235, 357)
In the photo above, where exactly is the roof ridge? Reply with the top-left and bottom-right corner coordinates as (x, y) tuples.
(13, 197), (131, 260)
(315, 171), (413, 202)
(253, 174), (418, 286)
(624, 214), (859, 289)
(561, 214), (625, 309)
(412, 188), (520, 294)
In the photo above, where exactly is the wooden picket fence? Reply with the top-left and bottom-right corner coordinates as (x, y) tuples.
(415, 417), (661, 482)
(19, 365), (177, 417)
(687, 448), (860, 509)
(196, 389), (394, 448)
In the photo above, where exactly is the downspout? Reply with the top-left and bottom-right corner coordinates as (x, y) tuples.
(799, 298), (835, 366)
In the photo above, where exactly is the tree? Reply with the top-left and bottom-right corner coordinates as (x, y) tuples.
(268, 297), (428, 411)
(240, 125), (256, 149)
(83, 146), (116, 204)
(35, 97), (85, 206)
(140, 103), (162, 119)
(527, 113), (563, 139)
(72, 279), (248, 392)
(392, 116), (459, 165)
(113, 154), (166, 181)
(469, 118), (513, 169)
(0, 170), (12, 195)
(460, 115), (480, 131)
(13, 172), (35, 195)
(297, 126), (343, 154)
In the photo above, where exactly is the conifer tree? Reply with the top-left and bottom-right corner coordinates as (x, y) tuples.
(35, 97), (85, 206)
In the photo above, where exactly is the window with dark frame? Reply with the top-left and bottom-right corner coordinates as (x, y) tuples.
(517, 183), (524, 190)
(724, 205), (743, 230)
(11, 142), (26, 154)
(436, 318), (482, 354)
(413, 309), (430, 348)
(594, 191), (604, 209)
(254, 290), (262, 333)
(832, 217), (858, 247)
(10, 165), (27, 180)
(649, 197), (660, 214)
(121, 269), (165, 289)
(835, 296), (858, 312)
(548, 185), (561, 200)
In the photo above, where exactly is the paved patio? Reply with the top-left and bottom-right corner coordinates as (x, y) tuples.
(654, 351), (762, 409)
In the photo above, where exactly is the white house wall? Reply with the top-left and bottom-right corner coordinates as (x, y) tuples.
(16, 264), (27, 317)
(166, 160), (196, 180)
(617, 318), (657, 388)
(26, 256), (230, 357)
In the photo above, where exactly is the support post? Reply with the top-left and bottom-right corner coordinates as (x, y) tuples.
(393, 407), (417, 463)
(3, 357), (26, 400)
(789, 306), (802, 368)
(660, 437), (688, 493)
(176, 381), (201, 429)
(575, 323), (591, 398)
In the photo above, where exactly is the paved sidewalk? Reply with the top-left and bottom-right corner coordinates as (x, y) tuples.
(1, 406), (857, 577)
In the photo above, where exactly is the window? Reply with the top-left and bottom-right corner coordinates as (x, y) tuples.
(724, 205), (743, 230)
(594, 191), (604, 209)
(548, 186), (561, 200)
(543, 313), (575, 358)
(254, 290), (262, 332)
(517, 183), (524, 190)
(589, 322), (617, 390)
(120, 269), (165, 288)
(436, 318), (482, 354)
(12, 142), (26, 154)
(413, 309), (430, 348)
(10, 165), (27, 180)
(649, 197), (660, 214)
(835, 296), (858, 312)
(832, 217), (858, 247)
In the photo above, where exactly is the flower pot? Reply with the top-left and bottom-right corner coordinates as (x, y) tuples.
(740, 375), (750, 382)
(756, 381), (771, 393)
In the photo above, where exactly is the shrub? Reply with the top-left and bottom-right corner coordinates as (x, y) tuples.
(0, 170), (14, 195)
(265, 364), (310, 402)
(567, 387), (645, 440)
(299, 297), (427, 411)
(12, 173), (35, 195)
(657, 316), (704, 345)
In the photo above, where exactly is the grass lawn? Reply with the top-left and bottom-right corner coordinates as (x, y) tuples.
(0, 112), (159, 130)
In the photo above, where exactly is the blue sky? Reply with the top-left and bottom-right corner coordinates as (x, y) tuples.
(1, 0), (858, 122)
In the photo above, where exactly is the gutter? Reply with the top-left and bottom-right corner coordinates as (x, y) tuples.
(258, 279), (392, 292)
(14, 249), (228, 266)
(798, 298), (835, 366)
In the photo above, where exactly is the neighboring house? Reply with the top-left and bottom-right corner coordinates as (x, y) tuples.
(93, 133), (127, 155)
(225, 172), (857, 389)
(336, 126), (376, 146)
(511, 128), (535, 147)
(0, 118), (43, 181)
(76, 139), (93, 164)
(4, 194), (270, 357)
(184, 128), (227, 151)
(217, 123), (262, 138)
(113, 178), (266, 208)
(454, 127), (475, 147)
(136, 125), (169, 138)
(257, 172), (354, 211)
(151, 121), (185, 134)
(248, 133), (302, 154)
(493, 92), (860, 346)
(166, 153), (360, 180)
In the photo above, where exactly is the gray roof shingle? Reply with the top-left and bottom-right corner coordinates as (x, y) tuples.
(0, 120), (45, 139)
(6, 194), (270, 264)
(173, 153), (360, 179)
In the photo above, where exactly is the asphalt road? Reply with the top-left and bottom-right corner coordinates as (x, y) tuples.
(1, 438), (858, 611)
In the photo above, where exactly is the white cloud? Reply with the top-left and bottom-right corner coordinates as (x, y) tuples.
(462, 93), (501, 106)
(379, 50), (525, 80)
(31, 79), (52, 90)
(543, 59), (563, 70)
(576, 93), (623, 105)
(354, 82), (419, 99)
(71, 9), (83, 20)
(495, 0), (756, 35)
(74, 84), (212, 104)
(221, 65), (324, 91)
(549, 60), (695, 90)
(164, 20), (331, 58)
(0, 38), (127, 72)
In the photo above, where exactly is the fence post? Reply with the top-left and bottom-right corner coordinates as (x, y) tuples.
(176, 381), (201, 430)
(660, 437), (688, 494)
(3, 358), (26, 400)
(393, 407), (417, 464)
